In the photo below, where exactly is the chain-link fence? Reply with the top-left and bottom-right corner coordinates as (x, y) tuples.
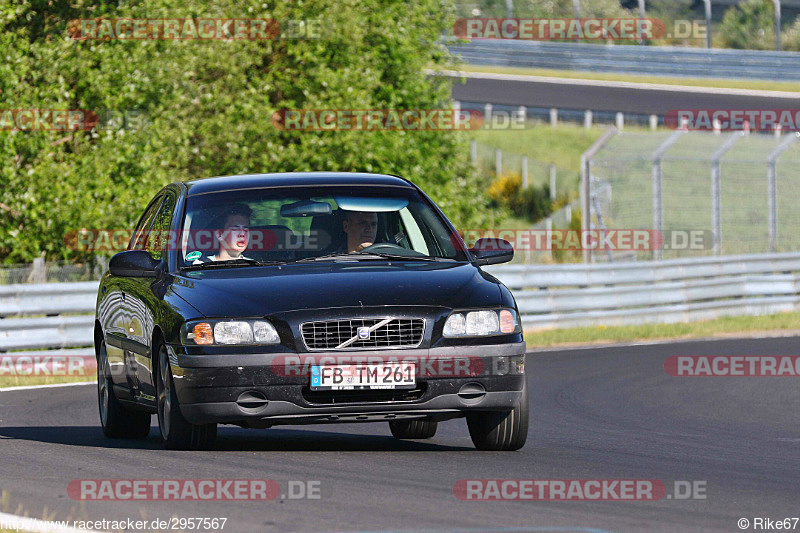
(470, 139), (578, 197)
(588, 130), (800, 261)
(0, 257), (107, 284)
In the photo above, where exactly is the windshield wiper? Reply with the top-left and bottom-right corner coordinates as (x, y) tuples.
(294, 252), (448, 263)
(180, 258), (286, 271)
(350, 251), (450, 262)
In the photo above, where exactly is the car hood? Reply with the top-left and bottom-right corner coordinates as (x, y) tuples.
(170, 261), (501, 317)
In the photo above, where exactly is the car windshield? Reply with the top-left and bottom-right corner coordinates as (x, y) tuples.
(179, 185), (468, 266)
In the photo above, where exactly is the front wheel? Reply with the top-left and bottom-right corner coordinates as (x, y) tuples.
(466, 382), (528, 451)
(156, 342), (216, 450)
(97, 339), (151, 439)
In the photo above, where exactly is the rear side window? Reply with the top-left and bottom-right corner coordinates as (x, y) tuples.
(129, 195), (163, 251)
(147, 192), (177, 261)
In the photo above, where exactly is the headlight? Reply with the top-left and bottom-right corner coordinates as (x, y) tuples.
(182, 319), (280, 345)
(443, 309), (520, 337)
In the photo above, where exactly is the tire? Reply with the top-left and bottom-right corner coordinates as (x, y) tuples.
(389, 419), (438, 439)
(97, 339), (151, 439)
(466, 381), (529, 451)
(155, 341), (216, 450)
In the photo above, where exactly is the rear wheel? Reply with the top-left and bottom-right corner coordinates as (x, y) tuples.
(466, 382), (528, 451)
(389, 419), (438, 439)
(97, 339), (151, 439)
(156, 341), (216, 450)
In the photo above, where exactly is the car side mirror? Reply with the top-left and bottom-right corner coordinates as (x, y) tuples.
(470, 238), (514, 266)
(109, 250), (162, 278)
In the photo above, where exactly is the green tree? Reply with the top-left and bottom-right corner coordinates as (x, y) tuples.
(718, 0), (776, 50)
(0, 0), (491, 263)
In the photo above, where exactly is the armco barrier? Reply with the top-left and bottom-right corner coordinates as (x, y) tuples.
(2, 252), (800, 349)
(0, 281), (97, 351)
(485, 252), (800, 329)
(448, 40), (800, 81)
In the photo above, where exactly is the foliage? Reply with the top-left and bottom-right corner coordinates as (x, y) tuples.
(487, 171), (552, 222)
(0, 0), (493, 263)
(718, 0), (776, 50)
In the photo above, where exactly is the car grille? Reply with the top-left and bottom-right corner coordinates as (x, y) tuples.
(300, 318), (425, 350)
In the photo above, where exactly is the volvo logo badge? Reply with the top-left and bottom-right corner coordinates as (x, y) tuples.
(357, 327), (370, 340)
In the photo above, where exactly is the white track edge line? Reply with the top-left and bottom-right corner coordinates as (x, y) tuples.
(0, 381), (94, 392)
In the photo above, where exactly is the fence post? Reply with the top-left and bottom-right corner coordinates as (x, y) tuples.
(638, 0), (646, 45)
(767, 133), (799, 252)
(584, 110), (592, 130)
(651, 130), (686, 260)
(495, 148), (502, 176)
(580, 127), (618, 264)
(517, 105), (526, 123)
(703, 0), (712, 49)
(31, 256), (46, 283)
(550, 108), (558, 128)
(470, 139), (477, 165)
(615, 112), (624, 131)
(484, 103), (493, 124)
(549, 164), (556, 201)
(649, 115), (658, 131)
(521, 156), (528, 188)
(710, 132), (745, 256)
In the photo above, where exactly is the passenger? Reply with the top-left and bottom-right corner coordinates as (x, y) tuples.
(342, 211), (378, 253)
(194, 204), (252, 263)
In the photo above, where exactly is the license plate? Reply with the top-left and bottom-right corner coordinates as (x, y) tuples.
(310, 363), (416, 390)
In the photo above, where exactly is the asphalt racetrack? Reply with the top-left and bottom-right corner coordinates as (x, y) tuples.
(447, 72), (800, 115)
(1, 336), (798, 532)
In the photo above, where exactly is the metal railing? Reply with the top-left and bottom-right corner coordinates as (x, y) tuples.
(0, 281), (97, 351)
(2, 252), (800, 348)
(448, 40), (800, 81)
(485, 252), (800, 330)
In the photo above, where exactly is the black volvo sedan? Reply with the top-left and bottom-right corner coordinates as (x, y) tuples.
(95, 172), (527, 450)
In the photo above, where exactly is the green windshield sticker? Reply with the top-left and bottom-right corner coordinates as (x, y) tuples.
(186, 251), (202, 261)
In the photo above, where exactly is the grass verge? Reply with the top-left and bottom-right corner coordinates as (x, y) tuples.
(0, 374), (94, 389)
(525, 311), (800, 348)
(452, 64), (800, 93)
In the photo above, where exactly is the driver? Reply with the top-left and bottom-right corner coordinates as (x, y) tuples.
(342, 211), (378, 253)
(193, 204), (252, 263)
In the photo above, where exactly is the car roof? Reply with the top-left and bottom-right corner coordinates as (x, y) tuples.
(182, 172), (415, 196)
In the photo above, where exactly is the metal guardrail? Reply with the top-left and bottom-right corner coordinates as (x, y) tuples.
(485, 252), (800, 329)
(0, 281), (97, 351)
(2, 252), (800, 349)
(448, 40), (800, 81)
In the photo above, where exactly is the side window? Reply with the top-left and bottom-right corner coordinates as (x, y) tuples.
(147, 192), (177, 261)
(129, 196), (163, 251)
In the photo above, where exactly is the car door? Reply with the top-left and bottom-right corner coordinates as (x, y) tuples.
(123, 190), (177, 404)
(104, 194), (164, 399)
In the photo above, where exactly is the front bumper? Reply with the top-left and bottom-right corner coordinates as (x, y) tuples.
(168, 343), (526, 426)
